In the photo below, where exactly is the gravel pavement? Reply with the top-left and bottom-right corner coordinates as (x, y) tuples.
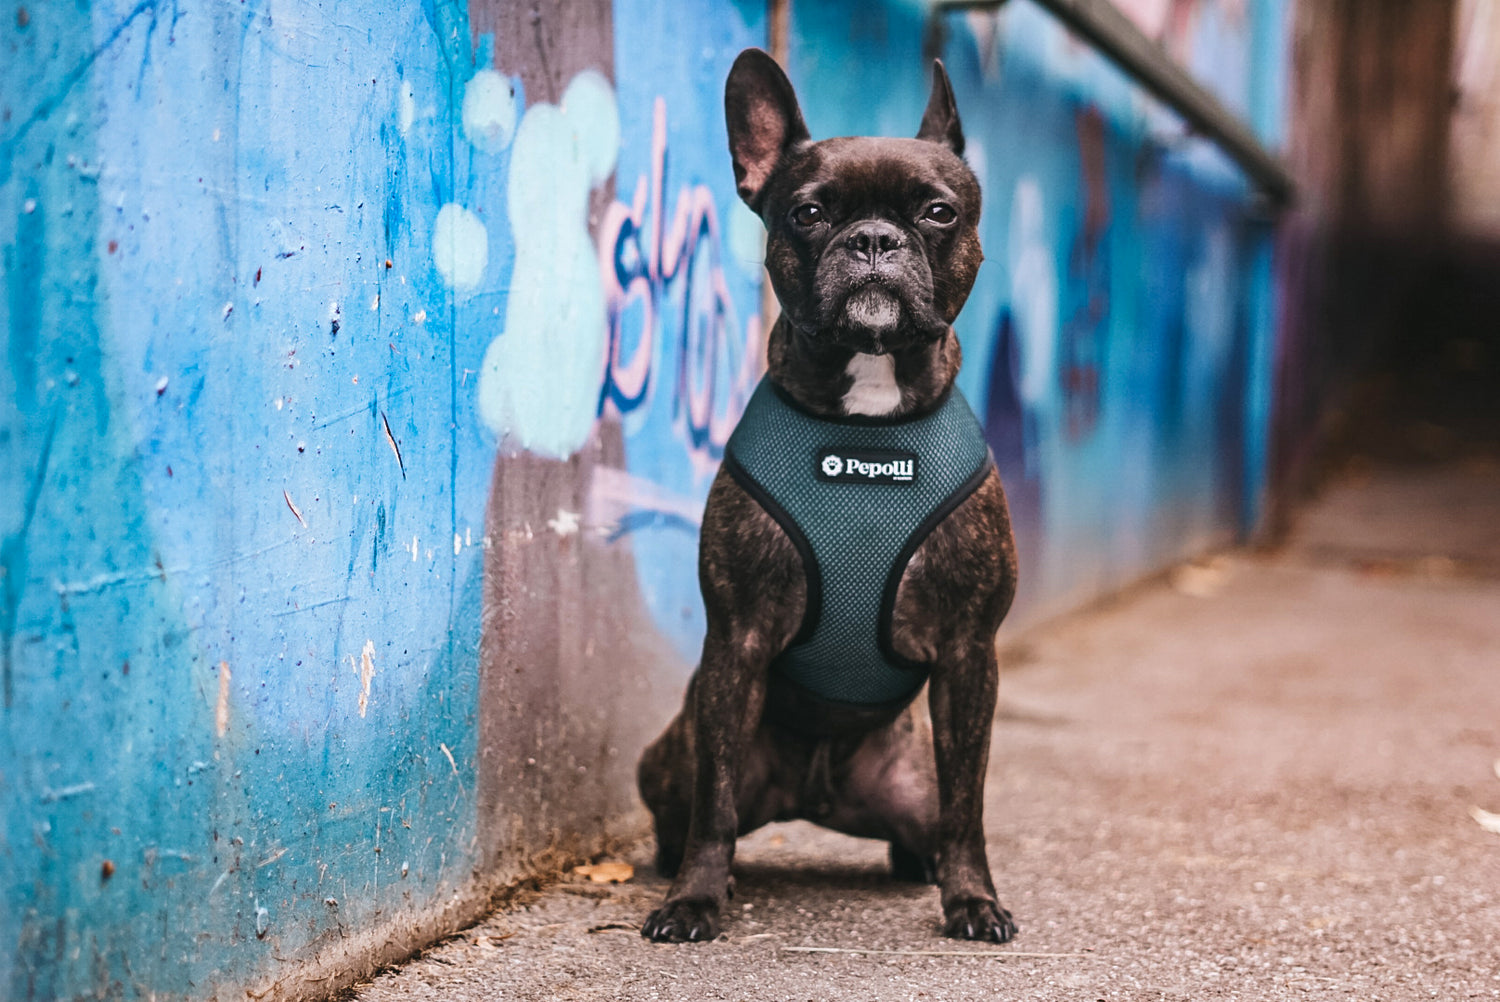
(350, 461), (1500, 1001)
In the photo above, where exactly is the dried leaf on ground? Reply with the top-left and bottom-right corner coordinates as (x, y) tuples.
(573, 861), (634, 884)
(1169, 558), (1232, 598)
(469, 932), (513, 948)
(586, 922), (639, 934)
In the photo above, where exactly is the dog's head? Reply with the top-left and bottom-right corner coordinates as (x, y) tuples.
(725, 49), (982, 356)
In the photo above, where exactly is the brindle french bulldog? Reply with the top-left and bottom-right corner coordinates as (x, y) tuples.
(637, 48), (1018, 944)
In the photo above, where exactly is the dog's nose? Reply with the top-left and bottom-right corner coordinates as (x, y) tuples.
(843, 221), (905, 265)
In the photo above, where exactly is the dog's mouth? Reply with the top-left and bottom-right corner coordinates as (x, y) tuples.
(842, 284), (902, 333)
(818, 276), (944, 353)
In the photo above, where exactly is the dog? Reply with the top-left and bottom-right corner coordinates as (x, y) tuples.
(637, 48), (1018, 944)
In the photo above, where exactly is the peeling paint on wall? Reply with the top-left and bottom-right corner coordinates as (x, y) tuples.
(356, 640), (376, 719)
(215, 661), (231, 737)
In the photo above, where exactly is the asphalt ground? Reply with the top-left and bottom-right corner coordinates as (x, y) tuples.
(349, 460), (1500, 1001)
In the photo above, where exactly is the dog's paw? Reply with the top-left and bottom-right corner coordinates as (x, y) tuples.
(941, 897), (1017, 943)
(640, 897), (722, 943)
(889, 843), (939, 884)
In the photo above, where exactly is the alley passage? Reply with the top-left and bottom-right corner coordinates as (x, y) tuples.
(353, 461), (1500, 1002)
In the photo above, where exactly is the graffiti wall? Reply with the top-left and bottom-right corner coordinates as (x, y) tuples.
(1, 0), (1285, 998)
(469, 0), (765, 909)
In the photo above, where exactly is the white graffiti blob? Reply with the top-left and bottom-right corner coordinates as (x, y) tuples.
(462, 69), (518, 153)
(432, 203), (489, 292)
(478, 71), (620, 457)
(1008, 177), (1059, 419)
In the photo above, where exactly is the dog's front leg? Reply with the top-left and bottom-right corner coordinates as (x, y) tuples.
(929, 638), (1017, 942)
(640, 623), (768, 942)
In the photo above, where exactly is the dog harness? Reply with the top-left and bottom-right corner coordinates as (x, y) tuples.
(723, 376), (993, 711)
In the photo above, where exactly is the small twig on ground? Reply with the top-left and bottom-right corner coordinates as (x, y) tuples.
(586, 922), (640, 933)
(1469, 805), (1500, 833)
(782, 946), (1090, 959)
(560, 884), (616, 898)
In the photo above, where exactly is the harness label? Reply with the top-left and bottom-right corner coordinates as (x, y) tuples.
(815, 447), (918, 485)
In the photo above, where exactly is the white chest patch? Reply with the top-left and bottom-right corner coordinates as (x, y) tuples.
(842, 352), (903, 417)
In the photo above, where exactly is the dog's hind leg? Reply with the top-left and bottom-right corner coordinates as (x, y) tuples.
(638, 678), (786, 879)
(639, 464), (806, 943)
(889, 842), (940, 884)
(637, 695), (696, 878)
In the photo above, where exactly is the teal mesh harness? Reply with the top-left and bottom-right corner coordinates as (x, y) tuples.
(723, 375), (993, 712)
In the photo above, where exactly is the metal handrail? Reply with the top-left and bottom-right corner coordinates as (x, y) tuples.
(931, 0), (1296, 208)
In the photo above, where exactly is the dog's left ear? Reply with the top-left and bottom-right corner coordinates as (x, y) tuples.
(916, 60), (965, 156)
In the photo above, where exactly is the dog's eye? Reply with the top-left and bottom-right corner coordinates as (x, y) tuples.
(791, 204), (824, 227)
(922, 203), (957, 225)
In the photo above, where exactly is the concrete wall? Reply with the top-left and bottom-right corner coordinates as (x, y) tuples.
(1454, 0), (1500, 236)
(0, 1), (1285, 998)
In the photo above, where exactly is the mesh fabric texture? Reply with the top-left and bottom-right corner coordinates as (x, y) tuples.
(724, 375), (992, 706)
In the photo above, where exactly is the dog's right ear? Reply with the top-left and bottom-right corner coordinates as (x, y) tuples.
(916, 60), (965, 156)
(725, 48), (810, 212)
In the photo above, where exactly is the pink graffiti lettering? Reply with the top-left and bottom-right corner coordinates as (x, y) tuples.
(597, 97), (763, 472)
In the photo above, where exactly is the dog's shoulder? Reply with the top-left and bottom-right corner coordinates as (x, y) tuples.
(698, 464), (807, 645)
(890, 467), (1018, 661)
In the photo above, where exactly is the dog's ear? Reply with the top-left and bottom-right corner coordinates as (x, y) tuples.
(725, 48), (810, 212)
(916, 60), (964, 156)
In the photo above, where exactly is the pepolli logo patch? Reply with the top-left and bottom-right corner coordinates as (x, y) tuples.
(815, 447), (918, 485)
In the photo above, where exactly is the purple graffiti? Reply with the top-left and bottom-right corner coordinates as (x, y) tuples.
(1062, 107), (1111, 442)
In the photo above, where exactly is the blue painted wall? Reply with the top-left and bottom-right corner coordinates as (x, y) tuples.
(789, 0), (1286, 618)
(3, 1), (495, 997)
(1, 0), (1286, 998)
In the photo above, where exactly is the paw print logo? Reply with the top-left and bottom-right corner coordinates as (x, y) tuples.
(821, 455), (843, 477)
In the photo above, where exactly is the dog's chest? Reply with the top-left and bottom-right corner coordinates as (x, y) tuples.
(842, 353), (903, 417)
(723, 377), (992, 707)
